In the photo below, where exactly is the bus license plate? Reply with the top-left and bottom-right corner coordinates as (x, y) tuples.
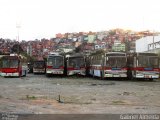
(145, 75), (150, 78)
(7, 73), (12, 76)
(113, 75), (119, 77)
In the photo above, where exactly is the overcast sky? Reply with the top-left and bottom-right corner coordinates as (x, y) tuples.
(0, 0), (160, 40)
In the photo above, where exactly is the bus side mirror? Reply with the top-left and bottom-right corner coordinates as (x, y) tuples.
(106, 57), (108, 61)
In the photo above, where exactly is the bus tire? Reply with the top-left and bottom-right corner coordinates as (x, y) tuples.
(149, 78), (153, 81)
(23, 71), (26, 77)
(92, 70), (94, 78)
(100, 71), (104, 80)
(46, 73), (50, 77)
(19, 72), (21, 77)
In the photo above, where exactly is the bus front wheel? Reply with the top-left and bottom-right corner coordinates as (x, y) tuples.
(46, 73), (51, 77)
(100, 71), (104, 80)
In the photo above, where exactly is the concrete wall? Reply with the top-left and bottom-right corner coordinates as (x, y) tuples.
(136, 36), (160, 52)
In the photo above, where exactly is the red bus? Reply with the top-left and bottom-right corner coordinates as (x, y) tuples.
(33, 60), (46, 74)
(127, 52), (159, 80)
(1, 54), (27, 77)
(88, 52), (127, 79)
(46, 54), (65, 77)
(66, 53), (86, 76)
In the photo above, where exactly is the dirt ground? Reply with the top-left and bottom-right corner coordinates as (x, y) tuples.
(0, 74), (160, 114)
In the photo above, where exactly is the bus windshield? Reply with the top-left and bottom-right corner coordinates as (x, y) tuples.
(48, 56), (63, 68)
(69, 57), (85, 68)
(106, 57), (126, 68)
(2, 59), (19, 68)
(33, 61), (45, 68)
(138, 56), (159, 68)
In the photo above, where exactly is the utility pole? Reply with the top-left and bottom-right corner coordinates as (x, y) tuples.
(16, 23), (21, 54)
(153, 30), (155, 50)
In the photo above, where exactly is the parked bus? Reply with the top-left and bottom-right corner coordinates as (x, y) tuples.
(33, 60), (46, 74)
(46, 53), (65, 76)
(1, 54), (27, 77)
(66, 53), (86, 76)
(127, 52), (159, 80)
(88, 51), (127, 79)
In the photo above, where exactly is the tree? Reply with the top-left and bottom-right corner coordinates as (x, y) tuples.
(21, 52), (35, 63)
(11, 44), (23, 54)
(124, 39), (130, 52)
(108, 30), (116, 36)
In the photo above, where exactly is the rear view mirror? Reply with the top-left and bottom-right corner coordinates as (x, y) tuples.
(106, 57), (108, 61)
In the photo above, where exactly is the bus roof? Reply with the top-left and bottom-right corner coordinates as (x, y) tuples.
(34, 60), (45, 62)
(137, 52), (158, 56)
(1, 55), (19, 59)
(106, 52), (126, 54)
(128, 52), (158, 57)
(106, 52), (126, 56)
(66, 53), (84, 58)
(48, 54), (63, 57)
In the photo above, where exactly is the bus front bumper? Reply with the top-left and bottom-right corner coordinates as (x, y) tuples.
(33, 70), (45, 73)
(105, 74), (127, 78)
(135, 71), (159, 79)
(1, 72), (19, 77)
(46, 69), (64, 74)
(68, 70), (86, 76)
(104, 70), (127, 78)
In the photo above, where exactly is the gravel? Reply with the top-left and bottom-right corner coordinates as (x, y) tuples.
(0, 74), (160, 114)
